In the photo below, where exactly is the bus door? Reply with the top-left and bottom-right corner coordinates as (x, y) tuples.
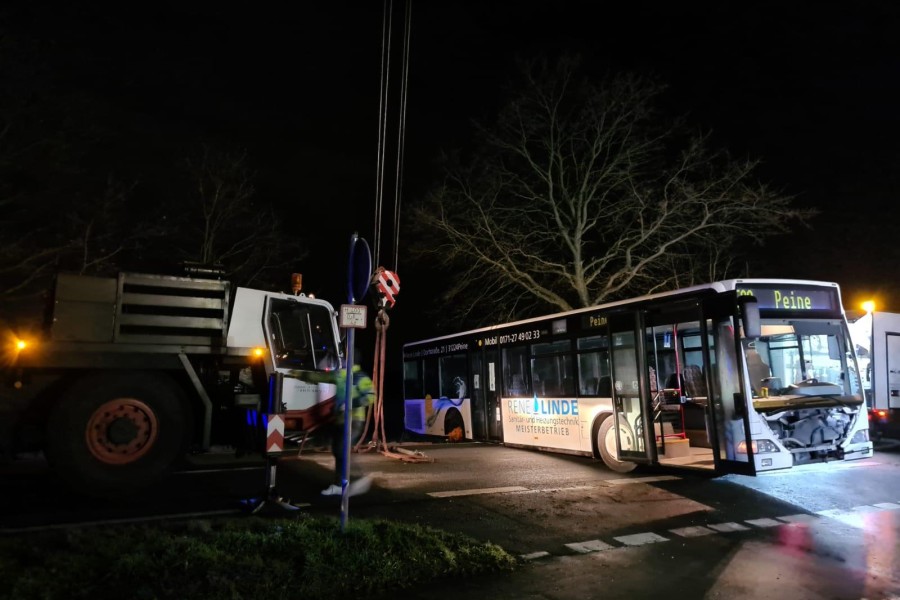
(608, 312), (653, 464)
(643, 301), (709, 468)
(482, 346), (503, 441)
(470, 349), (487, 439)
(702, 294), (756, 476)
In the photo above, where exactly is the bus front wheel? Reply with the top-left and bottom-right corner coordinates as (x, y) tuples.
(596, 417), (637, 473)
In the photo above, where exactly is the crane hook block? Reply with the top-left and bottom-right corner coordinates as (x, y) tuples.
(371, 267), (400, 309)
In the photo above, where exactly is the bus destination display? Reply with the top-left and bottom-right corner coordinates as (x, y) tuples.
(736, 285), (839, 313)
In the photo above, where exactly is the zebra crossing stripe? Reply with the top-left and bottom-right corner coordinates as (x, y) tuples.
(669, 526), (716, 538)
(745, 518), (782, 528)
(536, 500), (900, 561)
(614, 532), (668, 546)
(775, 513), (819, 524)
(566, 540), (615, 553)
(708, 522), (750, 533)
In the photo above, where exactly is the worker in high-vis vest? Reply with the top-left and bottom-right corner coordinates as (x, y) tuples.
(316, 354), (375, 497)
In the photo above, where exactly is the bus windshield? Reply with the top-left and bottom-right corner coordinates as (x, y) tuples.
(742, 319), (861, 401)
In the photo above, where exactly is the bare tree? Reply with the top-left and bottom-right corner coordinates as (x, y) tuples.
(173, 146), (305, 288)
(0, 23), (150, 304)
(0, 174), (159, 301)
(410, 58), (815, 327)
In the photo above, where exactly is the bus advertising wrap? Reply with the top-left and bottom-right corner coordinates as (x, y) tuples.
(502, 396), (583, 451)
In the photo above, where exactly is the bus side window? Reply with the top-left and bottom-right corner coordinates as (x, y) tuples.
(404, 359), (424, 399)
(531, 339), (574, 397)
(577, 335), (610, 397)
(597, 376), (612, 396)
(503, 346), (531, 397)
(509, 374), (527, 396)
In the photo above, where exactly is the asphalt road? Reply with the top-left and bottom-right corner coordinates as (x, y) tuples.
(2, 441), (899, 598)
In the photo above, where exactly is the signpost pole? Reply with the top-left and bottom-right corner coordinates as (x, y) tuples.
(340, 326), (354, 530)
(340, 233), (371, 532)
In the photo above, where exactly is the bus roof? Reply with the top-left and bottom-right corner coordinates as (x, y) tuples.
(403, 278), (842, 348)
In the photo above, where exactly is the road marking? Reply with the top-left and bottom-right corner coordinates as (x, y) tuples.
(758, 461), (880, 476)
(817, 504), (882, 517)
(566, 539), (615, 553)
(775, 513), (819, 524)
(613, 532), (668, 546)
(816, 504), (893, 529)
(428, 486), (528, 498)
(745, 518), (782, 528)
(605, 475), (681, 485)
(176, 466), (265, 475)
(496, 477), (684, 501)
(708, 522), (750, 533)
(669, 525), (717, 537)
(544, 501), (900, 560)
(511, 485), (600, 494)
(815, 509), (844, 518)
(0, 509), (242, 534)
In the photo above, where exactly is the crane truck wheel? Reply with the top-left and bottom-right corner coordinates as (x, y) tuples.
(45, 371), (188, 497)
(595, 416), (638, 473)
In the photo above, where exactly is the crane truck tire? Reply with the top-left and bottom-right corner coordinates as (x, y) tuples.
(44, 371), (189, 497)
(595, 415), (638, 473)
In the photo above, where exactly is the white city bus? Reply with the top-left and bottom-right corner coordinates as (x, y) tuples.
(402, 279), (873, 475)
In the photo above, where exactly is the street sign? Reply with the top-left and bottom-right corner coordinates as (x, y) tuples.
(348, 234), (372, 304)
(340, 304), (368, 329)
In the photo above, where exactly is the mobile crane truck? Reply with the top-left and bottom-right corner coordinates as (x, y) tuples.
(1, 269), (342, 496)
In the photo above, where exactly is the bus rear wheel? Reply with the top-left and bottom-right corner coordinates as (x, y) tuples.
(444, 408), (465, 441)
(596, 416), (637, 473)
(45, 371), (188, 497)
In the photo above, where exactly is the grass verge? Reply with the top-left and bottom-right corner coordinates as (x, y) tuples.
(0, 515), (521, 600)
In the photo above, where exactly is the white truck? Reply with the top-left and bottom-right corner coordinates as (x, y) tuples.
(848, 310), (900, 439)
(1, 270), (342, 495)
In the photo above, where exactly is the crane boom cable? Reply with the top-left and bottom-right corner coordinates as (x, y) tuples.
(373, 0), (394, 268)
(392, 0), (412, 271)
(358, 0), (426, 462)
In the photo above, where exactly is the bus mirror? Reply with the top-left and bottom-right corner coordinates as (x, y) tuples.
(739, 296), (761, 338)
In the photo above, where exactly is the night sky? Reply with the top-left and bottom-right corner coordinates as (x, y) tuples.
(4, 1), (900, 328)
